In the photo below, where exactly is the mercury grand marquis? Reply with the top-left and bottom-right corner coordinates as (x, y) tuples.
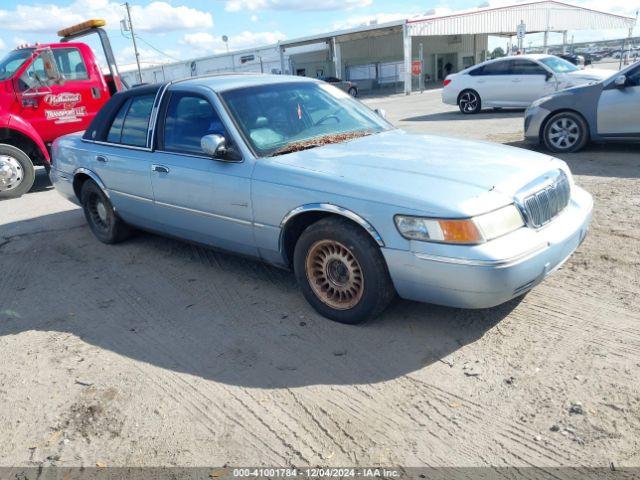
(50, 75), (593, 324)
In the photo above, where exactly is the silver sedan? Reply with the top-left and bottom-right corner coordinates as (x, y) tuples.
(50, 75), (592, 324)
(525, 60), (640, 152)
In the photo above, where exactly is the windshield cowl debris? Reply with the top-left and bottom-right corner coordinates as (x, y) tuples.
(272, 131), (374, 156)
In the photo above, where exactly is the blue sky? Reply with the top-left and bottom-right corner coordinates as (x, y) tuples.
(0, 0), (637, 70)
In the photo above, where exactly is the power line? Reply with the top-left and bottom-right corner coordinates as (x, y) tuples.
(133, 35), (182, 62)
(119, 25), (182, 63)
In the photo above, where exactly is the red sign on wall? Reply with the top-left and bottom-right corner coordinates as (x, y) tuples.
(411, 60), (422, 76)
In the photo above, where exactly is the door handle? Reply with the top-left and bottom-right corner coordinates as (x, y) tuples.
(151, 164), (170, 174)
(96, 155), (108, 163)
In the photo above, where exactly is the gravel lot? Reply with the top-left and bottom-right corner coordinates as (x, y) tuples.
(1, 90), (639, 470)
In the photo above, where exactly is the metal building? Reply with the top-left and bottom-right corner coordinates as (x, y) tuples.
(122, 0), (636, 94)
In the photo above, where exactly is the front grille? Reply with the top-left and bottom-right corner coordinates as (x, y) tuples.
(521, 171), (571, 228)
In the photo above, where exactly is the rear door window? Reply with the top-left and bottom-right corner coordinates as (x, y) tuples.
(511, 59), (547, 75)
(480, 60), (512, 75)
(106, 94), (155, 147)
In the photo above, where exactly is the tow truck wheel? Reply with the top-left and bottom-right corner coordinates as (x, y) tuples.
(0, 144), (35, 199)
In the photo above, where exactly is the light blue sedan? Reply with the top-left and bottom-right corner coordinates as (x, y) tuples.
(50, 75), (593, 324)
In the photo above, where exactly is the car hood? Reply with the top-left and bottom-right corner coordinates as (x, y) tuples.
(564, 68), (612, 82)
(260, 130), (566, 217)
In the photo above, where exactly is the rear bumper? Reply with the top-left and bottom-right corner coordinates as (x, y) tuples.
(382, 186), (593, 309)
(441, 88), (458, 106)
(49, 167), (80, 206)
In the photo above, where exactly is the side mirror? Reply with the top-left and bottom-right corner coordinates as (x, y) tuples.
(201, 134), (227, 158)
(545, 71), (554, 81)
(374, 108), (387, 119)
(40, 48), (65, 86)
(614, 75), (627, 88)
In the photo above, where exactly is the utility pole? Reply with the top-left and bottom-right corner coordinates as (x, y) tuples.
(418, 42), (424, 93)
(123, 2), (142, 84)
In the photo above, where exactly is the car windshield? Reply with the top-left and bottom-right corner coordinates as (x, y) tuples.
(539, 56), (579, 73)
(220, 81), (391, 157)
(0, 49), (35, 80)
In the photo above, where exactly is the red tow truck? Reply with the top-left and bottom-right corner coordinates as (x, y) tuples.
(0, 19), (125, 199)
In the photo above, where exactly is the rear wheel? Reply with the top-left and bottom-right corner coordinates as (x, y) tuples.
(542, 112), (589, 153)
(0, 144), (35, 199)
(81, 179), (132, 244)
(348, 87), (358, 97)
(293, 217), (395, 324)
(458, 90), (481, 114)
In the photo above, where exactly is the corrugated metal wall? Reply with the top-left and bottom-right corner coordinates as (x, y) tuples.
(121, 44), (286, 85)
(407, 1), (635, 36)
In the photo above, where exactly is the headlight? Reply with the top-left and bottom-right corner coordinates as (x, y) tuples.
(394, 205), (524, 245)
(530, 96), (552, 109)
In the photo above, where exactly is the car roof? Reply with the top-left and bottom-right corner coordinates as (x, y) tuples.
(492, 54), (553, 62)
(175, 73), (318, 92)
(463, 54), (555, 73)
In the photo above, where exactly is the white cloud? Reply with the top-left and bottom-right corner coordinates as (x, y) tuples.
(332, 12), (414, 30)
(181, 30), (286, 54)
(12, 36), (29, 46)
(0, 0), (213, 34)
(225, 0), (371, 12)
(251, 14), (259, 22)
(0, 38), (5, 51)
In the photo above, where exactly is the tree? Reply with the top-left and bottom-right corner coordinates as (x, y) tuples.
(491, 47), (506, 59)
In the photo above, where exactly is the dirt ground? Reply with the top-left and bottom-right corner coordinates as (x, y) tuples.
(1, 91), (639, 470)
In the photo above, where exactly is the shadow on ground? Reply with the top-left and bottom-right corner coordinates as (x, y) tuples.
(30, 169), (54, 193)
(507, 140), (640, 179)
(0, 209), (520, 388)
(403, 109), (525, 122)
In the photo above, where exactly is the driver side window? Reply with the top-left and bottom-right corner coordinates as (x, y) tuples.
(162, 92), (228, 155)
(19, 56), (45, 91)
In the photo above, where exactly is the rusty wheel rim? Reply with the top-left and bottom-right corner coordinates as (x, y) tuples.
(305, 240), (364, 310)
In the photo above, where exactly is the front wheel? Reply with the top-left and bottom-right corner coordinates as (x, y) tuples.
(542, 112), (589, 153)
(0, 144), (35, 199)
(458, 90), (481, 114)
(293, 217), (395, 324)
(81, 179), (132, 244)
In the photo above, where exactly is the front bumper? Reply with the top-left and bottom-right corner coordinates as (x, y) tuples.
(524, 105), (551, 143)
(382, 186), (593, 309)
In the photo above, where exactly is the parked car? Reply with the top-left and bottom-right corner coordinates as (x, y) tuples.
(556, 53), (585, 67)
(525, 60), (640, 153)
(442, 54), (611, 114)
(50, 75), (593, 324)
(319, 76), (358, 97)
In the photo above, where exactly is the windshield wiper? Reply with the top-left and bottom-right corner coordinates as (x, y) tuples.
(271, 131), (374, 157)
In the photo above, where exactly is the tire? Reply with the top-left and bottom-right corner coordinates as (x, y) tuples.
(0, 144), (35, 199)
(348, 87), (358, 97)
(542, 111), (589, 153)
(458, 89), (481, 114)
(80, 179), (132, 244)
(293, 217), (395, 324)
